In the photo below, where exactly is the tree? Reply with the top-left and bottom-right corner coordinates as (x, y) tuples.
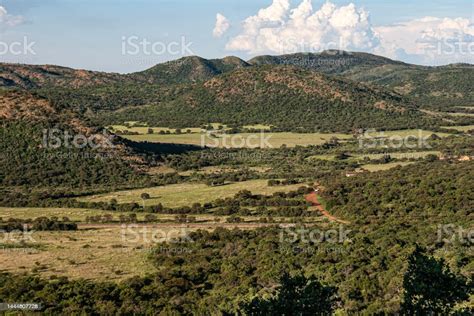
(401, 246), (470, 315)
(242, 272), (337, 315)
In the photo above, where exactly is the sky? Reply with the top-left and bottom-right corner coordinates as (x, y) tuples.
(0, 0), (472, 73)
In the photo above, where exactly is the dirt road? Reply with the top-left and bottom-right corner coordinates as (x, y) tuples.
(305, 192), (350, 225)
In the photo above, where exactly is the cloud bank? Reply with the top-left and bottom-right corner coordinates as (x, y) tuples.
(376, 17), (474, 64)
(219, 0), (473, 65)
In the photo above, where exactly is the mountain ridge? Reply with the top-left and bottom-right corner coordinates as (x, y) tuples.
(1, 50), (472, 89)
(1, 51), (472, 126)
(1, 51), (472, 110)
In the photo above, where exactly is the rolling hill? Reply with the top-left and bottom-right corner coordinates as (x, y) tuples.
(0, 63), (128, 89)
(248, 51), (474, 108)
(0, 90), (154, 205)
(248, 50), (407, 74)
(1, 51), (470, 132)
(0, 55), (250, 89)
(99, 65), (438, 132)
(132, 55), (251, 84)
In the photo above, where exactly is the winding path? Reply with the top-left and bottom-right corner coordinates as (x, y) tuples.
(305, 192), (350, 225)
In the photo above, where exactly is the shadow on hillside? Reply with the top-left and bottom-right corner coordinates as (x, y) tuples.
(124, 139), (204, 155)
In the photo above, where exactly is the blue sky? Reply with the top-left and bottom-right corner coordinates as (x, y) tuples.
(0, 0), (472, 72)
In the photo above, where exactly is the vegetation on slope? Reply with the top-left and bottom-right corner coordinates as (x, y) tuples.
(98, 66), (438, 132)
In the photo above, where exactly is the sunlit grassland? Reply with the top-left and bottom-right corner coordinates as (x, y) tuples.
(111, 125), (453, 148)
(0, 207), (222, 222)
(441, 125), (474, 132)
(242, 124), (273, 130)
(369, 129), (451, 138)
(0, 227), (156, 281)
(361, 162), (416, 172)
(0, 220), (325, 281)
(421, 109), (474, 118)
(78, 180), (304, 208)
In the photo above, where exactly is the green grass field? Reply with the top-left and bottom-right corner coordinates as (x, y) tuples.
(0, 207), (107, 221)
(366, 129), (451, 138)
(107, 122), (458, 149)
(421, 109), (474, 118)
(242, 124), (273, 130)
(112, 126), (453, 148)
(361, 162), (415, 172)
(0, 218), (325, 281)
(441, 125), (474, 132)
(0, 227), (157, 281)
(79, 180), (304, 208)
(444, 112), (474, 117)
(0, 207), (214, 222)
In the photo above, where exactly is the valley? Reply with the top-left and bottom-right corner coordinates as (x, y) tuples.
(0, 50), (472, 314)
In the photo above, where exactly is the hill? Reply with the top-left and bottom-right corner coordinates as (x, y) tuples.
(249, 51), (474, 108)
(1, 52), (469, 131)
(132, 55), (250, 84)
(0, 56), (250, 89)
(100, 65), (438, 132)
(248, 50), (407, 74)
(2, 52), (472, 111)
(343, 63), (474, 108)
(0, 90), (153, 206)
(0, 63), (128, 89)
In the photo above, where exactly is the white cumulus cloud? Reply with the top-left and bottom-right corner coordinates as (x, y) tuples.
(224, 0), (379, 54)
(213, 13), (230, 38)
(219, 0), (474, 65)
(0, 6), (24, 28)
(375, 17), (474, 65)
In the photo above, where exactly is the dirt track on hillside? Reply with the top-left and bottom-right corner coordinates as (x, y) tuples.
(305, 192), (350, 225)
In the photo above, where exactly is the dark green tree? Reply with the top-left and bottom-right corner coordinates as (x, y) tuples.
(401, 246), (470, 315)
(242, 272), (337, 315)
